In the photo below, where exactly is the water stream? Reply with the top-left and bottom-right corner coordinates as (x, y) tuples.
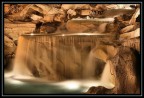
(5, 33), (116, 94)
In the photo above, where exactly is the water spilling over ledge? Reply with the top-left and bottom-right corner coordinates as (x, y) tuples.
(12, 33), (116, 83)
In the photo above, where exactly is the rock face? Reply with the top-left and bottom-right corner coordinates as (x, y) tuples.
(4, 35), (16, 68)
(4, 35), (16, 56)
(85, 86), (114, 94)
(4, 19), (36, 41)
(120, 28), (140, 39)
(4, 19), (36, 68)
(92, 44), (118, 62)
(122, 38), (140, 53)
(112, 47), (140, 94)
(85, 5), (140, 94)
(86, 46), (140, 94)
(66, 19), (113, 33)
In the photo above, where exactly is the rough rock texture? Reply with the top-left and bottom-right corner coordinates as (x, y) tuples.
(86, 5), (140, 94)
(4, 19), (36, 41)
(120, 28), (140, 39)
(85, 86), (115, 94)
(4, 35), (16, 68)
(66, 19), (114, 33)
(4, 35), (16, 56)
(86, 46), (140, 94)
(122, 38), (140, 53)
(113, 47), (140, 94)
(93, 44), (118, 62)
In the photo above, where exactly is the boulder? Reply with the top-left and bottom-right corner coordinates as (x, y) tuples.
(86, 46), (140, 94)
(4, 35), (16, 56)
(85, 86), (115, 94)
(120, 28), (140, 39)
(4, 19), (36, 40)
(92, 44), (118, 62)
(66, 19), (112, 33)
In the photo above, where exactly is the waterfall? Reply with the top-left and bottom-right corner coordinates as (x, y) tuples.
(12, 33), (115, 84)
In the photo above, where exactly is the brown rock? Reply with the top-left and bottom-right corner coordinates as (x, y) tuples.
(92, 9), (135, 18)
(129, 8), (140, 25)
(97, 23), (108, 33)
(4, 4), (10, 14)
(35, 4), (65, 22)
(4, 19), (36, 40)
(85, 86), (115, 94)
(120, 25), (135, 34)
(111, 47), (140, 94)
(86, 46), (140, 94)
(7, 4), (65, 22)
(67, 9), (77, 16)
(122, 38), (140, 52)
(81, 10), (92, 16)
(30, 14), (43, 21)
(46, 4), (62, 8)
(66, 19), (109, 33)
(61, 4), (91, 10)
(4, 35), (16, 56)
(42, 15), (54, 22)
(92, 44), (118, 62)
(40, 25), (56, 33)
(54, 12), (66, 22)
(120, 28), (140, 39)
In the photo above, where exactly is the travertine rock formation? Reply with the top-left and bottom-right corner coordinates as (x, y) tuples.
(4, 4), (140, 94)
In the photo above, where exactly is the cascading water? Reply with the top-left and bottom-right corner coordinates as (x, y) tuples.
(4, 32), (116, 94)
(12, 33), (115, 82)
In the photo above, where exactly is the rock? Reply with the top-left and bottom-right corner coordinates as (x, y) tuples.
(33, 4), (60, 15)
(66, 19), (111, 33)
(81, 10), (92, 16)
(105, 23), (117, 33)
(4, 4), (27, 16)
(40, 25), (57, 33)
(129, 8), (140, 25)
(4, 19), (36, 40)
(34, 4), (65, 22)
(4, 35), (16, 56)
(42, 15), (54, 22)
(66, 20), (96, 33)
(4, 4), (10, 15)
(54, 12), (66, 22)
(106, 45), (118, 58)
(46, 4), (62, 8)
(85, 86), (115, 94)
(92, 44), (118, 62)
(7, 4), (65, 22)
(120, 22), (140, 34)
(4, 57), (15, 70)
(55, 22), (67, 33)
(30, 14), (43, 21)
(6, 4), (33, 21)
(120, 28), (140, 39)
(111, 47), (140, 94)
(67, 9), (77, 16)
(93, 4), (107, 11)
(67, 9), (77, 19)
(61, 4), (91, 10)
(97, 23), (108, 33)
(93, 49), (108, 62)
(86, 47), (140, 94)
(120, 25), (135, 34)
(122, 38), (140, 52)
(93, 9), (135, 18)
